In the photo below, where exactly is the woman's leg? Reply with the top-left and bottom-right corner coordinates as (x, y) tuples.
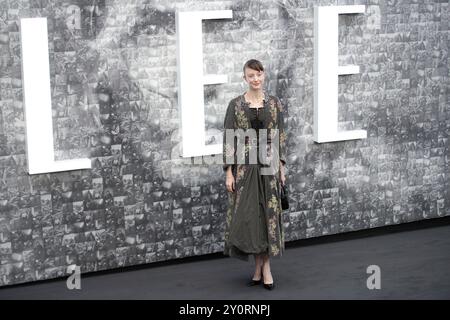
(253, 254), (263, 280)
(262, 254), (273, 284)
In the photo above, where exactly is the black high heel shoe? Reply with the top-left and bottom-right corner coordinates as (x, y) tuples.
(247, 266), (263, 286)
(263, 282), (274, 290)
(247, 278), (262, 286)
(262, 271), (275, 290)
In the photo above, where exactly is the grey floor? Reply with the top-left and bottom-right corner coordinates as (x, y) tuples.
(1, 220), (449, 300)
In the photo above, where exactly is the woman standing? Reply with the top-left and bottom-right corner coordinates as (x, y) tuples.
(222, 59), (287, 290)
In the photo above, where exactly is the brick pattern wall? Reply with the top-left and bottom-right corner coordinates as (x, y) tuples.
(0, 0), (448, 286)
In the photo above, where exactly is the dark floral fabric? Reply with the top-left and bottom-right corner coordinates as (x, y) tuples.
(222, 90), (287, 261)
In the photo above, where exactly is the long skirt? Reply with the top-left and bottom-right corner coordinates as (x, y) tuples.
(223, 163), (285, 261)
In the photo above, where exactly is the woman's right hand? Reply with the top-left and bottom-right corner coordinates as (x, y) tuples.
(226, 172), (235, 192)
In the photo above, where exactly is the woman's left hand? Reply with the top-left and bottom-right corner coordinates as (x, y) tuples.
(280, 163), (286, 186)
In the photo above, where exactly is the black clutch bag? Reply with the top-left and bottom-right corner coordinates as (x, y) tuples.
(280, 182), (289, 210)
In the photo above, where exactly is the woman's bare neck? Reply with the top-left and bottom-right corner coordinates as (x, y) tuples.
(245, 90), (264, 107)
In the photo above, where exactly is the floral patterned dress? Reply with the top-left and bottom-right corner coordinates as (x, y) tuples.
(222, 90), (287, 261)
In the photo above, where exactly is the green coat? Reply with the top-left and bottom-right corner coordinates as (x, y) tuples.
(222, 90), (287, 261)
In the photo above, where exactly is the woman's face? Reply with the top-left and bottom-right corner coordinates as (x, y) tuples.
(243, 67), (265, 90)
